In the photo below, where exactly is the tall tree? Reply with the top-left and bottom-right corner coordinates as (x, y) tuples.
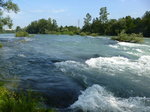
(82, 13), (92, 32)
(99, 7), (109, 23)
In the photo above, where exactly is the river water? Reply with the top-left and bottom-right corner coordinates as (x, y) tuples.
(0, 34), (150, 112)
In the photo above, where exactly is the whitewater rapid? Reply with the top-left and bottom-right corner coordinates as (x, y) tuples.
(71, 84), (150, 112)
(55, 54), (150, 112)
(85, 55), (150, 77)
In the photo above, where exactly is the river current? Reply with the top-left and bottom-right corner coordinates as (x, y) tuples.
(0, 34), (150, 112)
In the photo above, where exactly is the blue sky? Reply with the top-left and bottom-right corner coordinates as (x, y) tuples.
(7, 0), (150, 29)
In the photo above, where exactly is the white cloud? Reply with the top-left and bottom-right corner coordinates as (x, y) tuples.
(51, 9), (66, 13)
(29, 9), (66, 14)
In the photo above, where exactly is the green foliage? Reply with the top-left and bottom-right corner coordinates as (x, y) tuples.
(0, 87), (55, 112)
(111, 30), (144, 43)
(15, 31), (29, 37)
(0, 0), (19, 13)
(0, 43), (3, 48)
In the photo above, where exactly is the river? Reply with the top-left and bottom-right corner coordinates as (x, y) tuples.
(0, 34), (150, 112)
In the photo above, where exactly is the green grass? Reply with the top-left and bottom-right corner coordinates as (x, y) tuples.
(15, 31), (29, 37)
(0, 87), (55, 112)
(111, 31), (144, 43)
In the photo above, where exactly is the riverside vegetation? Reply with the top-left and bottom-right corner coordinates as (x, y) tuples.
(0, 82), (55, 112)
(111, 30), (144, 43)
(14, 7), (150, 43)
(15, 31), (29, 37)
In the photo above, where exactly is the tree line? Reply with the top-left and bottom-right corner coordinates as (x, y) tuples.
(82, 7), (150, 37)
(18, 7), (149, 37)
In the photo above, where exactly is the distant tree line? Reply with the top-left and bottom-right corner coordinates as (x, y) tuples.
(16, 7), (150, 37)
(82, 7), (150, 37)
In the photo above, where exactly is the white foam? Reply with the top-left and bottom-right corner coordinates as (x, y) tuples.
(71, 84), (150, 112)
(136, 49), (143, 53)
(109, 44), (119, 49)
(18, 54), (26, 57)
(109, 41), (150, 56)
(24, 37), (33, 41)
(55, 60), (87, 73)
(118, 42), (149, 47)
(85, 56), (150, 77)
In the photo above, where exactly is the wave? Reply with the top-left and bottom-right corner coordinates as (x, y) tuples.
(55, 60), (86, 72)
(118, 42), (150, 47)
(109, 42), (150, 49)
(71, 84), (150, 112)
(109, 42), (150, 56)
(85, 56), (150, 77)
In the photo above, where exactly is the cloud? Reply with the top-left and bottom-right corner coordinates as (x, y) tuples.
(51, 9), (66, 13)
(29, 9), (66, 14)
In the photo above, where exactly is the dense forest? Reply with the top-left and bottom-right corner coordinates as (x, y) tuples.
(15, 7), (150, 37)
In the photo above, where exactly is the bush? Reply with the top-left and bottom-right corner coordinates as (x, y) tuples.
(0, 43), (3, 48)
(0, 87), (55, 112)
(80, 32), (88, 36)
(111, 30), (144, 43)
(15, 31), (29, 37)
(90, 33), (99, 37)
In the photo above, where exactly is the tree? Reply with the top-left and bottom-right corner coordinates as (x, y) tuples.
(52, 19), (58, 31)
(142, 11), (150, 37)
(0, 0), (19, 31)
(99, 7), (109, 23)
(82, 13), (92, 32)
(26, 18), (59, 34)
(16, 26), (21, 32)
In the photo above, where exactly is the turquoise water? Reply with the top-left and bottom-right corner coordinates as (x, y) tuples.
(0, 34), (150, 111)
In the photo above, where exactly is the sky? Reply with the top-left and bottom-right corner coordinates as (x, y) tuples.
(6, 0), (150, 29)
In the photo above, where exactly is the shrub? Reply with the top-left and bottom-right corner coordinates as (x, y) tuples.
(0, 43), (3, 48)
(80, 32), (87, 36)
(111, 30), (144, 43)
(15, 31), (29, 37)
(90, 33), (99, 37)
